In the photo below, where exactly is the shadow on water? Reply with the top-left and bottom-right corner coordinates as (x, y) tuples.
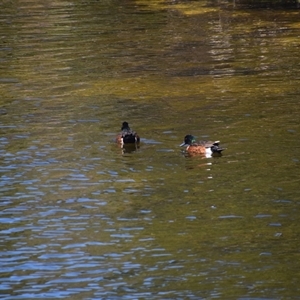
(0, 0), (300, 299)
(209, 0), (300, 9)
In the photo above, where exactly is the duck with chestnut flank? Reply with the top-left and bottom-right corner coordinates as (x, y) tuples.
(180, 134), (225, 157)
(116, 122), (140, 146)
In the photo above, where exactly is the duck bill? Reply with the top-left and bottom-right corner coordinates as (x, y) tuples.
(180, 142), (187, 147)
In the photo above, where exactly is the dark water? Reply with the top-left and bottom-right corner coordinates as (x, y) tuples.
(1, 1), (300, 299)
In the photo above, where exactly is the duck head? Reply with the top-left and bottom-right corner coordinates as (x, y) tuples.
(180, 135), (196, 147)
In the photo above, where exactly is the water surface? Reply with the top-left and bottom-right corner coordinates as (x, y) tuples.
(1, 1), (300, 299)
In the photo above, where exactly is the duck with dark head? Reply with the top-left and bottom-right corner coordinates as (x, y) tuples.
(116, 122), (140, 147)
(180, 134), (225, 157)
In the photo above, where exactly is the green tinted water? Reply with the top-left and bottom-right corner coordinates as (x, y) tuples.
(0, 1), (299, 299)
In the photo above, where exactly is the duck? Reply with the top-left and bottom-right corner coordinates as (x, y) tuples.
(116, 122), (140, 146)
(180, 134), (225, 157)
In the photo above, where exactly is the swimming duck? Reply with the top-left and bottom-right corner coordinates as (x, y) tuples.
(116, 122), (140, 146)
(180, 135), (225, 157)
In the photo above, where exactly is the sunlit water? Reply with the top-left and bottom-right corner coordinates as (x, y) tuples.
(1, 1), (300, 299)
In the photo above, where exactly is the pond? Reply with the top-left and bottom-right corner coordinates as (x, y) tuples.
(0, 0), (300, 299)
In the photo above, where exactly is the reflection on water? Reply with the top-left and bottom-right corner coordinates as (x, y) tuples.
(1, 0), (300, 299)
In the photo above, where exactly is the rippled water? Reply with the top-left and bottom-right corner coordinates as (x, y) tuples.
(1, 1), (300, 299)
